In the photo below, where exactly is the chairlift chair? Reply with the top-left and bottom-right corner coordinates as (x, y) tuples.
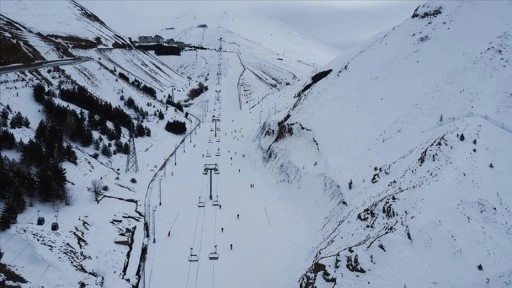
(214, 169), (220, 175)
(208, 138), (212, 143)
(206, 152), (211, 157)
(202, 170), (208, 176)
(216, 138), (220, 143)
(198, 197), (205, 208)
(216, 150), (220, 157)
(188, 248), (199, 262)
(36, 210), (45, 225)
(208, 245), (219, 260)
(212, 195), (220, 207)
(51, 215), (59, 231)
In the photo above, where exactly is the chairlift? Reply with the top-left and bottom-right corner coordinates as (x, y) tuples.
(215, 148), (220, 157)
(202, 170), (208, 176)
(214, 169), (220, 175)
(210, 127), (214, 132)
(188, 248), (199, 262)
(208, 245), (219, 260)
(206, 152), (211, 157)
(36, 210), (45, 225)
(208, 138), (212, 143)
(51, 214), (59, 231)
(212, 195), (220, 207)
(198, 197), (205, 208)
(51, 215), (59, 231)
(216, 138), (220, 143)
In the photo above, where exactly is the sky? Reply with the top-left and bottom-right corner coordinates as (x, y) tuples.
(79, 1), (422, 53)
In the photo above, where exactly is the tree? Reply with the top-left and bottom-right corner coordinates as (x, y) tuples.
(33, 83), (46, 103)
(0, 129), (16, 150)
(9, 112), (24, 129)
(0, 201), (17, 230)
(22, 116), (30, 128)
(459, 133), (465, 141)
(158, 110), (164, 120)
(91, 179), (103, 203)
(165, 120), (187, 134)
(101, 144), (112, 158)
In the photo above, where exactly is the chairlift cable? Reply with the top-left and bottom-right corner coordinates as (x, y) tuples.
(211, 261), (216, 288)
(33, 264), (50, 287)
(213, 205), (217, 246)
(8, 241), (30, 265)
(0, 212), (37, 249)
(194, 205), (207, 288)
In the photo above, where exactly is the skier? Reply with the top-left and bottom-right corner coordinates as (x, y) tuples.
(237, 214), (239, 219)
(230, 244), (233, 250)
(221, 227), (224, 232)
(168, 230), (171, 237)
(219, 204), (222, 209)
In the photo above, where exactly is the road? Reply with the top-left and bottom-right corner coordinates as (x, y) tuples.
(0, 56), (93, 75)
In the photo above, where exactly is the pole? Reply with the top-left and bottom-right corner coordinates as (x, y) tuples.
(174, 145), (177, 166)
(209, 171), (213, 200)
(159, 177), (162, 206)
(152, 207), (156, 243)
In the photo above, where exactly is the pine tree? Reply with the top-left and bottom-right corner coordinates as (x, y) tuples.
(0, 201), (18, 230)
(101, 144), (112, 158)
(9, 112), (24, 129)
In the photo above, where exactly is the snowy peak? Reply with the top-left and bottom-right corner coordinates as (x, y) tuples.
(0, 0), (131, 48)
(149, 6), (340, 65)
(256, 1), (512, 287)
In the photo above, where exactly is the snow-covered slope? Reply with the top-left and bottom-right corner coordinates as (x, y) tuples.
(258, 1), (512, 287)
(1, 0), (130, 48)
(149, 7), (340, 66)
(0, 1), (192, 287)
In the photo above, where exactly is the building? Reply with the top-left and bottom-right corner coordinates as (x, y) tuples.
(138, 36), (154, 44)
(154, 35), (164, 44)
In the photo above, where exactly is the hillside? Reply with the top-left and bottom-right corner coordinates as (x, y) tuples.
(0, 1), (192, 287)
(258, 1), (512, 287)
(1, 0), (130, 49)
(1, 1), (511, 288)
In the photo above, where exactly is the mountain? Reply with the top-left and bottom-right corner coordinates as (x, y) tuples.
(2, 1), (511, 287)
(258, 1), (512, 287)
(145, 6), (340, 65)
(1, 0), (130, 49)
(0, 1), (191, 287)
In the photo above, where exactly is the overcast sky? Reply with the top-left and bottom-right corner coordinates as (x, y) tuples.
(80, 1), (422, 53)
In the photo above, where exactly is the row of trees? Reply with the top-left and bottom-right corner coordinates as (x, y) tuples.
(1, 108), (30, 129)
(0, 119), (74, 230)
(117, 72), (157, 97)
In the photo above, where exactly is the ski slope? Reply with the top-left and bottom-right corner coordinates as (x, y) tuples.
(2, 1), (511, 287)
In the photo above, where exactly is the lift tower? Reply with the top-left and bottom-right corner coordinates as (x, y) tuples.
(203, 164), (220, 200)
(212, 115), (220, 138)
(125, 123), (139, 173)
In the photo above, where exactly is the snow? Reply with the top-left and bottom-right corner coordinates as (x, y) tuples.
(257, 1), (512, 286)
(1, 0), (128, 47)
(1, 0), (512, 287)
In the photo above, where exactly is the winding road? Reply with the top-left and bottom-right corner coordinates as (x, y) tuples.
(0, 56), (93, 75)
